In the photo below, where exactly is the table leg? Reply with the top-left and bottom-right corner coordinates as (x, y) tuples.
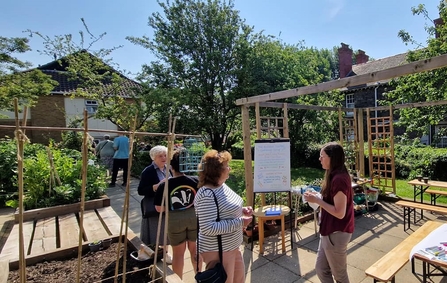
(281, 215), (285, 253)
(258, 218), (265, 254)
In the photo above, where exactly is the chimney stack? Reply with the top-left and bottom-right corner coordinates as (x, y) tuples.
(338, 43), (353, 78)
(356, 50), (369, 64)
(434, 17), (444, 39)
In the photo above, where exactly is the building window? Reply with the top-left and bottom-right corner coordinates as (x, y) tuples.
(345, 94), (354, 117)
(433, 125), (447, 148)
(85, 100), (98, 114)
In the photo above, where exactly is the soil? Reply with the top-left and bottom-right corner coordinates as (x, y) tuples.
(7, 243), (156, 283)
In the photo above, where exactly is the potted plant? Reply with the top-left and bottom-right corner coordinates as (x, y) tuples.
(101, 238), (112, 248)
(88, 240), (102, 252)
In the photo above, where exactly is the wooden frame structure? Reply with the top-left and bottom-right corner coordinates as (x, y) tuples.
(237, 53), (447, 206)
(0, 106), (198, 283)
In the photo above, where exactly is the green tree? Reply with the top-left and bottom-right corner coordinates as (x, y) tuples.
(387, 1), (447, 141)
(0, 36), (56, 113)
(234, 36), (342, 165)
(127, 0), (253, 149)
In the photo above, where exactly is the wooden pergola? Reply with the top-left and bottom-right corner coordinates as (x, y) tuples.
(236, 53), (447, 207)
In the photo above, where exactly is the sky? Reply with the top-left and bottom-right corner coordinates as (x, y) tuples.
(1, 0), (441, 79)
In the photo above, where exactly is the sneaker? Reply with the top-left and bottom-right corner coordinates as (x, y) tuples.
(121, 182), (126, 186)
(109, 183), (116, 187)
(162, 253), (173, 265)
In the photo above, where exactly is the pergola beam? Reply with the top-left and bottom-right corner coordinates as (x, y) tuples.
(236, 53), (447, 105)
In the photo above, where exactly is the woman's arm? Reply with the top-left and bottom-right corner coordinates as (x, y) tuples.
(306, 191), (347, 219)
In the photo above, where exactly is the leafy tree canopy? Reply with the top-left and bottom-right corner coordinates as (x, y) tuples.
(128, 0), (253, 149)
(387, 1), (447, 140)
(0, 37), (56, 113)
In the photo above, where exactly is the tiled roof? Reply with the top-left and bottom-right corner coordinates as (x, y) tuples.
(351, 52), (408, 76)
(35, 51), (141, 98)
(40, 70), (141, 98)
(341, 52), (408, 92)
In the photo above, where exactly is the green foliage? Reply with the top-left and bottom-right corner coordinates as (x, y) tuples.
(0, 139), (106, 210)
(17, 147), (106, 210)
(388, 1), (447, 136)
(0, 37), (57, 114)
(128, 0), (254, 150)
(0, 139), (46, 205)
(131, 150), (153, 178)
(393, 144), (447, 180)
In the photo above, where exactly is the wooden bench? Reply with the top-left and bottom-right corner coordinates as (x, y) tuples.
(395, 200), (447, 231)
(365, 220), (443, 283)
(424, 189), (447, 206)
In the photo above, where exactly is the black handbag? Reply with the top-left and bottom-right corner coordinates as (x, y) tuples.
(195, 189), (227, 283)
(141, 196), (158, 218)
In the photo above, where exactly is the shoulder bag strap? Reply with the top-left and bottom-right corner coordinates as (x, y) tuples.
(195, 188), (223, 273)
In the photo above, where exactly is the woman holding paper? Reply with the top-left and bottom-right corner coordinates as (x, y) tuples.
(194, 150), (253, 283)
(304, 142), (354, 283)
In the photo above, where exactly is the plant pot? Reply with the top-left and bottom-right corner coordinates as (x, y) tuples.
(264, 220), (277, 231)
(102, 238), (112, 249)
(89, 241), (102, 252)
(244, 228), (253, 237)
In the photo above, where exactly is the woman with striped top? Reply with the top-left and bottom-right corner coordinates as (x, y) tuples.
(194, 150), (253, 283)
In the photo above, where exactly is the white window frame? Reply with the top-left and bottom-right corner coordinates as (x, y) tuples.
(345, 94), (355, 117)
(434, 125), (447, 148)
(85, 100), (98, 114)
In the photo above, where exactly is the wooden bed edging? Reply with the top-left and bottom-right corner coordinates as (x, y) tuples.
(14, 196), (110, 223)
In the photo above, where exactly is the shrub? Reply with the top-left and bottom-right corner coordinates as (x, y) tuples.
(0, 139), (46, 206)
(1, 139), (106, 210)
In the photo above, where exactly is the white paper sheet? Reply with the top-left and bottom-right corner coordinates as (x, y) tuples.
(409, 223), (447, 261)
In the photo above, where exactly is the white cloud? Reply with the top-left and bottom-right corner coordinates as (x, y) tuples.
(326, 0), (345, 21)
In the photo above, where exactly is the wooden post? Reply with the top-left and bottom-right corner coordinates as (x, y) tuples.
(14, 99), (26, 283)
(283, 103), (289, 138)
(357, 108), (365, 176)
(389, 105), (396, 194)
(338, 108), (343, 144)
(366, 109), (373, 180)
(76, 110), (89, 283)
(241, 105), (254, 207)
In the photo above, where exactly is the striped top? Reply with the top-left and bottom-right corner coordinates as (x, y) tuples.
(194, 184), (244, 253)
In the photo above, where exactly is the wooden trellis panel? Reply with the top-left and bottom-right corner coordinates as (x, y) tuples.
(340, 108), (365, 177)
(367, 107), (396, 194)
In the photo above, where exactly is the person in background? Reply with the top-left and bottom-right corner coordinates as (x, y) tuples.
(95, 134), (115, 175)
(110, 132), (129, 187)
(154, 148), (201, 279)
(138, 145), (172, 264)
(194, 150), (253, 283)
(304, 142), (354, 283)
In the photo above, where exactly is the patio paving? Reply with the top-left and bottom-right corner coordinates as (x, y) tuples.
(105, 176), (447, 283)
(1, 173), (446, 282)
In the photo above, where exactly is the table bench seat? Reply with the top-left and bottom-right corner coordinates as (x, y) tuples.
(424, 189), (447, 205)
(365, 221), (443, 283)
(395, 200), (447, 231)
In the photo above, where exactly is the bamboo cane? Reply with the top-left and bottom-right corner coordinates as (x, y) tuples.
(14, 99), (26, 283)
(76, 110), (89, 283)
(114, 113), (138, 283)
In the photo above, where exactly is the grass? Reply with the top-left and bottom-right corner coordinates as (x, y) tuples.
(227, 160), (447, 205)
